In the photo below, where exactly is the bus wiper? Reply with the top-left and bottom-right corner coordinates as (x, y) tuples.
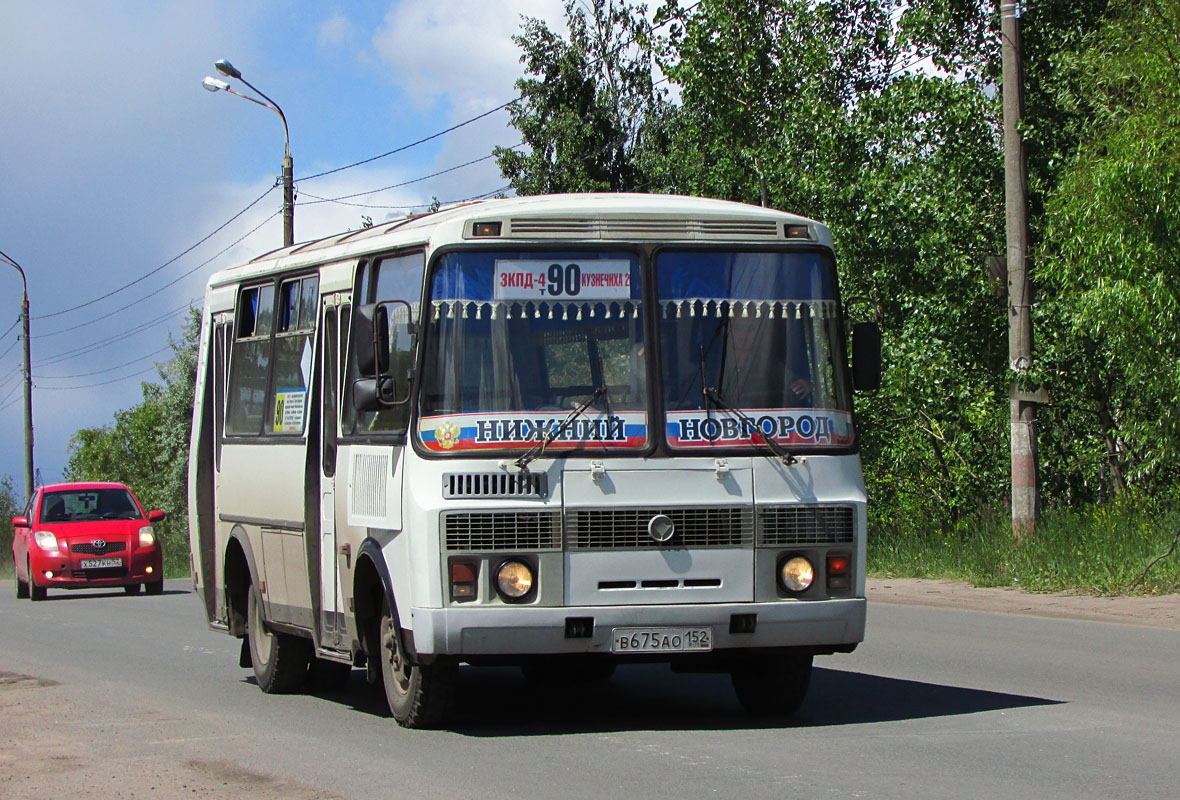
(702, 386), (799, 467)
(514, 384), (608, 471)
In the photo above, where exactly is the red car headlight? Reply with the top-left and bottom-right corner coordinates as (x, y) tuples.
(138, 526), (156, 547)
(33, 530), (60, 551)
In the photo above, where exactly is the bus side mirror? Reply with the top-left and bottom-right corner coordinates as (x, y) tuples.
(354, 303), (390, 377)
(352, 299), (416, 411)
(851, 321), (881, 392)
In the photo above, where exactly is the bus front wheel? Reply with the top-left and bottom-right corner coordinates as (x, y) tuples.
(379, 598), (456, 728)
(730, 652), (813, 716)
(247, 584), (310, 693)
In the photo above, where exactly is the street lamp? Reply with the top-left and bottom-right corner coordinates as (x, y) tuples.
(203, 59), (294, 247)
(0, 248), (34, 504)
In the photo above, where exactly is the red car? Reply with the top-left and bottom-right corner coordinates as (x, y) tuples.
(11, 482), (165, 600)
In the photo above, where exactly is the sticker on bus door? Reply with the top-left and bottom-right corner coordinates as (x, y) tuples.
(494, 260), (631, 301)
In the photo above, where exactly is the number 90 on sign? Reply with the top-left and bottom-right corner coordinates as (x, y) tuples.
(611, 626), (713, 654)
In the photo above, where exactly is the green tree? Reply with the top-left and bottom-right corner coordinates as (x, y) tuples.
(1038, 0), (1180, 497)
(497, 0), (1137, 532)
(0, 474), (19, 577)
(495, 0), (677, 194)
(65, 308), (199, 574)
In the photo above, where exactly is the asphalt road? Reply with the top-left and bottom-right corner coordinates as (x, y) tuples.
(2, 579), (1179, 799)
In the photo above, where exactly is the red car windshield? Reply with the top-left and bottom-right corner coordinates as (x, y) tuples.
(40, 489), (141, 522)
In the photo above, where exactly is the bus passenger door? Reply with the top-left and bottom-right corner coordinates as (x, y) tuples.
(318, 295), (347, 649)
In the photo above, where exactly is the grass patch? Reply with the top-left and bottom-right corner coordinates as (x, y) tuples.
(868, 496), (1180, 596)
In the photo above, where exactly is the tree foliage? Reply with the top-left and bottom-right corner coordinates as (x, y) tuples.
(1038, 0), (1180, 497)
(495, 0), (1146, 533)
(0, 474), (18, 576)
(495, 0), (676, 193)
(64, 308), (199, 573)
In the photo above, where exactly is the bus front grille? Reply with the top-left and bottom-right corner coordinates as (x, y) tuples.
(443, 472), (548, 499)
(443, 511), (562, 552)
(758, 505), (855, 546)
(565, 507), (754, 550)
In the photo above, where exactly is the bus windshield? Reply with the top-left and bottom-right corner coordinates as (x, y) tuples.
(656, 250), (855, 450)
(419, 250), (647, 453)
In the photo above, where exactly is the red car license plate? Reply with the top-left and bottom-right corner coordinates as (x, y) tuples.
(79, 557), (123, 569)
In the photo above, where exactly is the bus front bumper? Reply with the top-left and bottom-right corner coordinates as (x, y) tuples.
(408, 598), (865, 657)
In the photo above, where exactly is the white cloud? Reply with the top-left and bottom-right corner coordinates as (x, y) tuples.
(372, 0), (566, 115)
(318, 13), (355, 48)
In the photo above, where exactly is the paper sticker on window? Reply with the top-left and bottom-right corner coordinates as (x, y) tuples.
(494, 260), (631, 300)
(273, 388), (307, 433)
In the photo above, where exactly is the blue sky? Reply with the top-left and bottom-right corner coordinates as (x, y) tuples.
(0, 0), (566, 494)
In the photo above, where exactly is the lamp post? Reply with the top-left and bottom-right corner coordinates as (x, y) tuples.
(202, 59), (293, 247)
(0, 249), (34, 504)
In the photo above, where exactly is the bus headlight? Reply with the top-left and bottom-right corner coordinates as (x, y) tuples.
(779, 556), (815, 593)
(495, 561), (534, 600)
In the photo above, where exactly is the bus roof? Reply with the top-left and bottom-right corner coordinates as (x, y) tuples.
(208, 193), (831, 289)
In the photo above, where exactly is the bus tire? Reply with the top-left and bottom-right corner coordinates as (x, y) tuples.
(379, 597), (456, 728)
(730, 652), (813, 716)
(247, 585), (310, 694)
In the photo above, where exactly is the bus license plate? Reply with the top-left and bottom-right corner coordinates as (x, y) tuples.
(80, 557), (122, 569)
(611, 627), (712, 654)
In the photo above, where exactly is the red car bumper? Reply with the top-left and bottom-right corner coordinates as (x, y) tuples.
(27, 545), (163, 590)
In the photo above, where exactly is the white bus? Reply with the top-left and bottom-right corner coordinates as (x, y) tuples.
(188, 193), (880, 728)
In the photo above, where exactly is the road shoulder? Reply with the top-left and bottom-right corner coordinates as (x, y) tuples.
(868, 577), (1180, 630)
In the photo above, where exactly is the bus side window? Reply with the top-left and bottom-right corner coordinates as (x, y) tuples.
(345, 252), (423, 437)
(268, 275), (319, 435)
(322, 306), (338, 477)
(213, 321), (229, 468)
(226, 283), (275, 435)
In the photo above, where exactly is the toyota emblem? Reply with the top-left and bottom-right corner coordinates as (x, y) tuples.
(92, 539), (106, 549)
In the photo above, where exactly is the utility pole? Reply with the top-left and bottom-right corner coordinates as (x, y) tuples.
(1001, 0), (1038, 540)
(1, 249), (34, 504)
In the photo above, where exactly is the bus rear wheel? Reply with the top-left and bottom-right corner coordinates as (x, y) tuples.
(247, 584), (310, 693)
(379, 598), (456, 728)
(730, 652), (813, 716)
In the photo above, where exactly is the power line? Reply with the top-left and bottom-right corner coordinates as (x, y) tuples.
(32, 185), (276, 322)
(37, 362), (161, 391)
(36, 302), (195, 367)
(298, 102), (516, 183)
(298, 147), (523, 209)
(24, 4), (696, 338)
(34, 343), (176, 381)
(35, 209), (277, 342)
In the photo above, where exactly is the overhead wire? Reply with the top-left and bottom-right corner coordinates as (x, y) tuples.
(36, 302), (197, 367)
(34, 343), (176, 381)
(20, 0), (706, 396)
(32, 185), (276, 322)
(37, 363), (162, 392)
(28, 1), (700, 329)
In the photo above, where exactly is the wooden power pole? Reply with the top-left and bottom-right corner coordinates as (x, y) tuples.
(1001, 0), (1039, 540)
